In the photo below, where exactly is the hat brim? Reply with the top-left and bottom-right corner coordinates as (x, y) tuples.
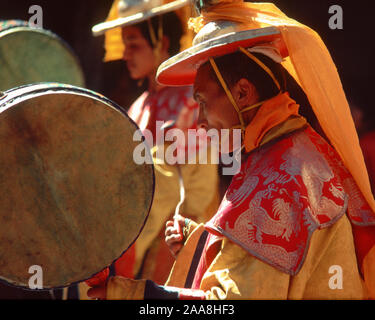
(156, 26), (288, 86)
(92, 0), (190, 36)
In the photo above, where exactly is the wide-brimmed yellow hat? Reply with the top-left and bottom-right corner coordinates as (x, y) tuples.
(92, 0), (191, 36)
(156, 20), (287, 85)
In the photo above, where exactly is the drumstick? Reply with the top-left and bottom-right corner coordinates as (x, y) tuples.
(160, 120), (185, 238)
(174, 164), (185, 238)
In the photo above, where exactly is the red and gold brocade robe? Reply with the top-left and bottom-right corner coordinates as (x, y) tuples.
(166, 125), (374, 299)
(128, 86), (199, 153)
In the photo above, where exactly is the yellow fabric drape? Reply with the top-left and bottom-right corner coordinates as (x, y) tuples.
(188, 0), (375, 214)
(243, 92), (303, 153)
(103, 0), (195, 62)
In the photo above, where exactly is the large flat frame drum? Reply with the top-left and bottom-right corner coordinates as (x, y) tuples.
(0, 83), (154, 289)
(0, 20), (85, 91)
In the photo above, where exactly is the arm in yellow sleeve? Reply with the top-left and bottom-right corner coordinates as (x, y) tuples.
(201, 215), (366, 300)
(200, 238), (290, 300)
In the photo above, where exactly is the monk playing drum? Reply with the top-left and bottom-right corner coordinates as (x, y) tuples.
(88, 0), (375, 300)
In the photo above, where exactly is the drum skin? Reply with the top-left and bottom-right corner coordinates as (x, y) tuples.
(0, 20), (85, 91)
(0, 84), (154, 289)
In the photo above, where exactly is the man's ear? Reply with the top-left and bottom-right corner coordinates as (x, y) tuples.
(234, 78), (258, 108)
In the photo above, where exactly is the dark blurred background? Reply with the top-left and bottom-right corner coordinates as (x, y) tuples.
(1, 0), (374, 131)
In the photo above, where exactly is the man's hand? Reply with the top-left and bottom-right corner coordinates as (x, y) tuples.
(165, 215), (186, 258)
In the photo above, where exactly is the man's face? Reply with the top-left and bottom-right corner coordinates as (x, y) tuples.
(193, 63), (240, 151)
(122, 26), (156, 79)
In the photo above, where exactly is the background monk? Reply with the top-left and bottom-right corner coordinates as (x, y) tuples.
(85, 0), (220, 293)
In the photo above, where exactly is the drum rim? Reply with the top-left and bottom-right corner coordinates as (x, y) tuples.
(0, 83), (155, 289)
(0, 22), (86, 88)
(0, 19), (29, 32)
(1, 83), (126, 116)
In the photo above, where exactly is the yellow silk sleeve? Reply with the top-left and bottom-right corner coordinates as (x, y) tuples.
(200, 238), (290, 300)
(200, 215), (366, 300)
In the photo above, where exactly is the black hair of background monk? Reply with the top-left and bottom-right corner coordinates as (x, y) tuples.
(136, 11), (183, 56)
(207, 51), (322, 135)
